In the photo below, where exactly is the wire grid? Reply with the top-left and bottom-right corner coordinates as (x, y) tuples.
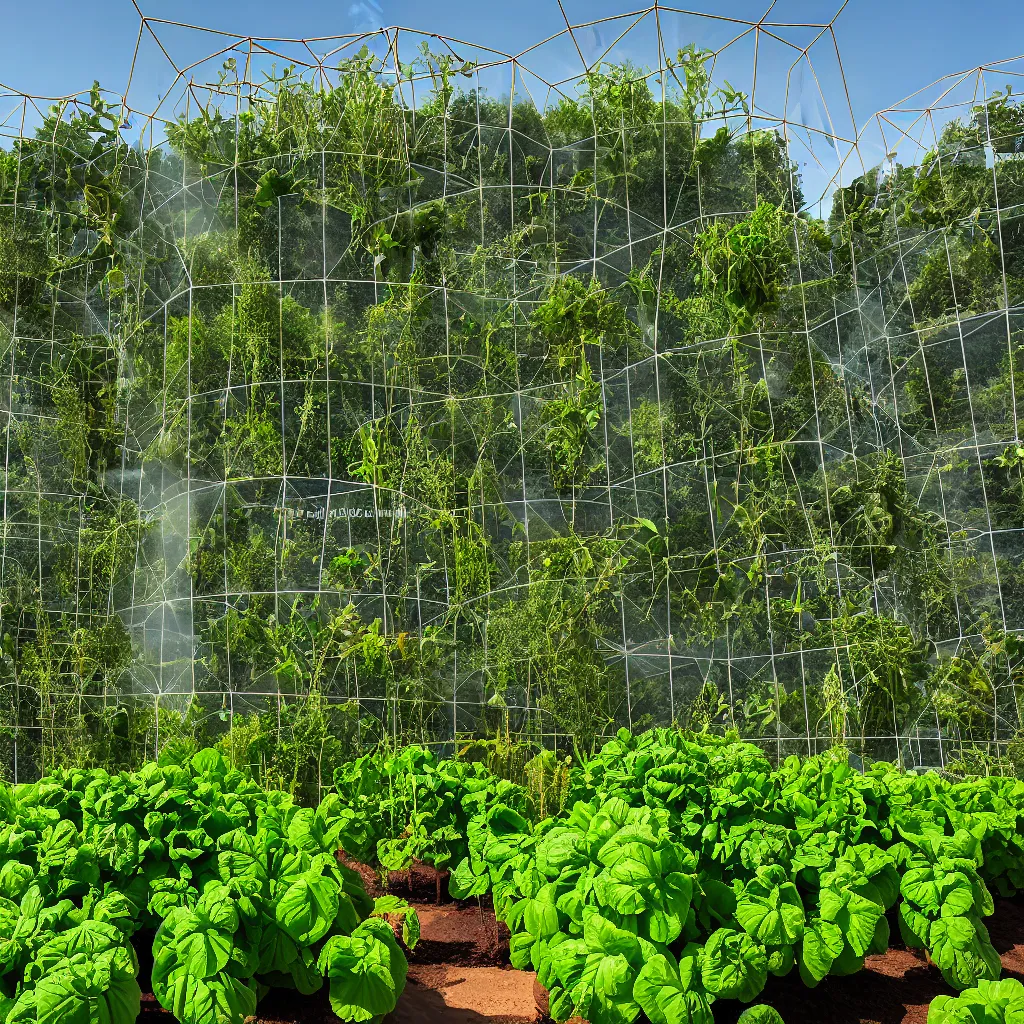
(0, 3), (1023, 780)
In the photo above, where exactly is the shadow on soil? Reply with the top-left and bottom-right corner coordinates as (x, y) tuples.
(712, 959), (948, 1024)
(385, 979), (514, 1023)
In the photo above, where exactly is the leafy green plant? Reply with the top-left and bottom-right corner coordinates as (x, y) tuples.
(737, 1007), (786, 1024)
(445, 727), (1024, 1024)
(0, 748), (419, 1024)
(333, 744), (531, 881)
(928, 977), (1024, 1024)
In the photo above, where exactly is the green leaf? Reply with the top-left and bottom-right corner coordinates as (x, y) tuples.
(737, 1006), (786, 1024)
(926, 976), (1024, 1024)
(930, 915), (976, 953)
(400, 908), (420, 950)
(0, 862), (34, 902)
(583, 908), (642, 964)
(148, 876), (198, 919)
(276, 869), (340, 944)
(701, 927), (767, 1003)
(318, 921), (408, 1023)
(197, 885), (240, 933)
(157, 970), (257, 1024)
(537, 828), (591, 877)
(929, 918), (1001, 991)
(190, 749), (227, 778)
(798, 918), (844, 986)
(736, 874), (805, 945)
(899, 902), (931, 949)
(634, 951), (713, 1024)
(902, 867), (973, 917)
(30, 920), (132, 979)
(176, 927), (233, 979)
(449, 857), (489, 899)
(217, 829), (268, 886)
(767, 945), (795, 977)
(524, 887), (562, 940)
(590, 952), (641, 1024)
(22, 949), (139, 1024)
(868, 913), (891, 956)
(642, 872), (693, 944)
(698, 876), (738, 929)
(818, 886), (882, 957)
(256, 921), (301, 975)
(509, 931), (534, 971)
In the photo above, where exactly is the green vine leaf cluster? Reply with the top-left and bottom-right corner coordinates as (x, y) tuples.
(0, 40), (1022, 775)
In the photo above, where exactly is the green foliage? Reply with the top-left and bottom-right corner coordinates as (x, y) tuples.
(543, 353), (604, 489)
(0, 43), (1023, 777)
(737, 1007), (785, 1024)
(445, 727), (1024, 1022)
(4, 727), (1024, 1024)
(332, 744), (531, 872)
(928, 977), (1024, 1024)
(691, 202), (794, 330)
(0, 749), (417, 1024)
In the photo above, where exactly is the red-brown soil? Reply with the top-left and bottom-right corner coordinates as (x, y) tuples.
(405, 905), (511, 966)
(385, 861), (459, 905)
(391, 966), (537, 1023)
(338, 854), (465, 907)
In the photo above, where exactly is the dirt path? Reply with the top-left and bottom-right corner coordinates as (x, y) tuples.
(389, 966), (537, 1023)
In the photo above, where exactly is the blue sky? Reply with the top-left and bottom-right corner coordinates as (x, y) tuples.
(2, 0), (1023, 198)
(3, 0), (1022, 109)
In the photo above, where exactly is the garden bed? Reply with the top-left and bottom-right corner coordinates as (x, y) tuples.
(134, 864), (531, 1024)
(132, 877), (1024, 1024)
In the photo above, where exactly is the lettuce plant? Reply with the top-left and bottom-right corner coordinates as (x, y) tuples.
(737, 1007), (785, 1024)
(0, 748), (419, 1024)
(333, 745), (530, 877)
(449, 728), (1024, 1024)
(928, 977), (1024, 1024)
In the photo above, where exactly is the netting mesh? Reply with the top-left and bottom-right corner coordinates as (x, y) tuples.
(1, 7), (1023, 783)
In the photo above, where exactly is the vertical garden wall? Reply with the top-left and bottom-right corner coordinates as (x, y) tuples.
(0, 11), (1022, 783)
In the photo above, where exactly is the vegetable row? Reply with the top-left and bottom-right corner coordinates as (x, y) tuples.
(0, 749), (418, 1024)
(438, 730), (1024, 1024)
(3, 729), (1024, 1024)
